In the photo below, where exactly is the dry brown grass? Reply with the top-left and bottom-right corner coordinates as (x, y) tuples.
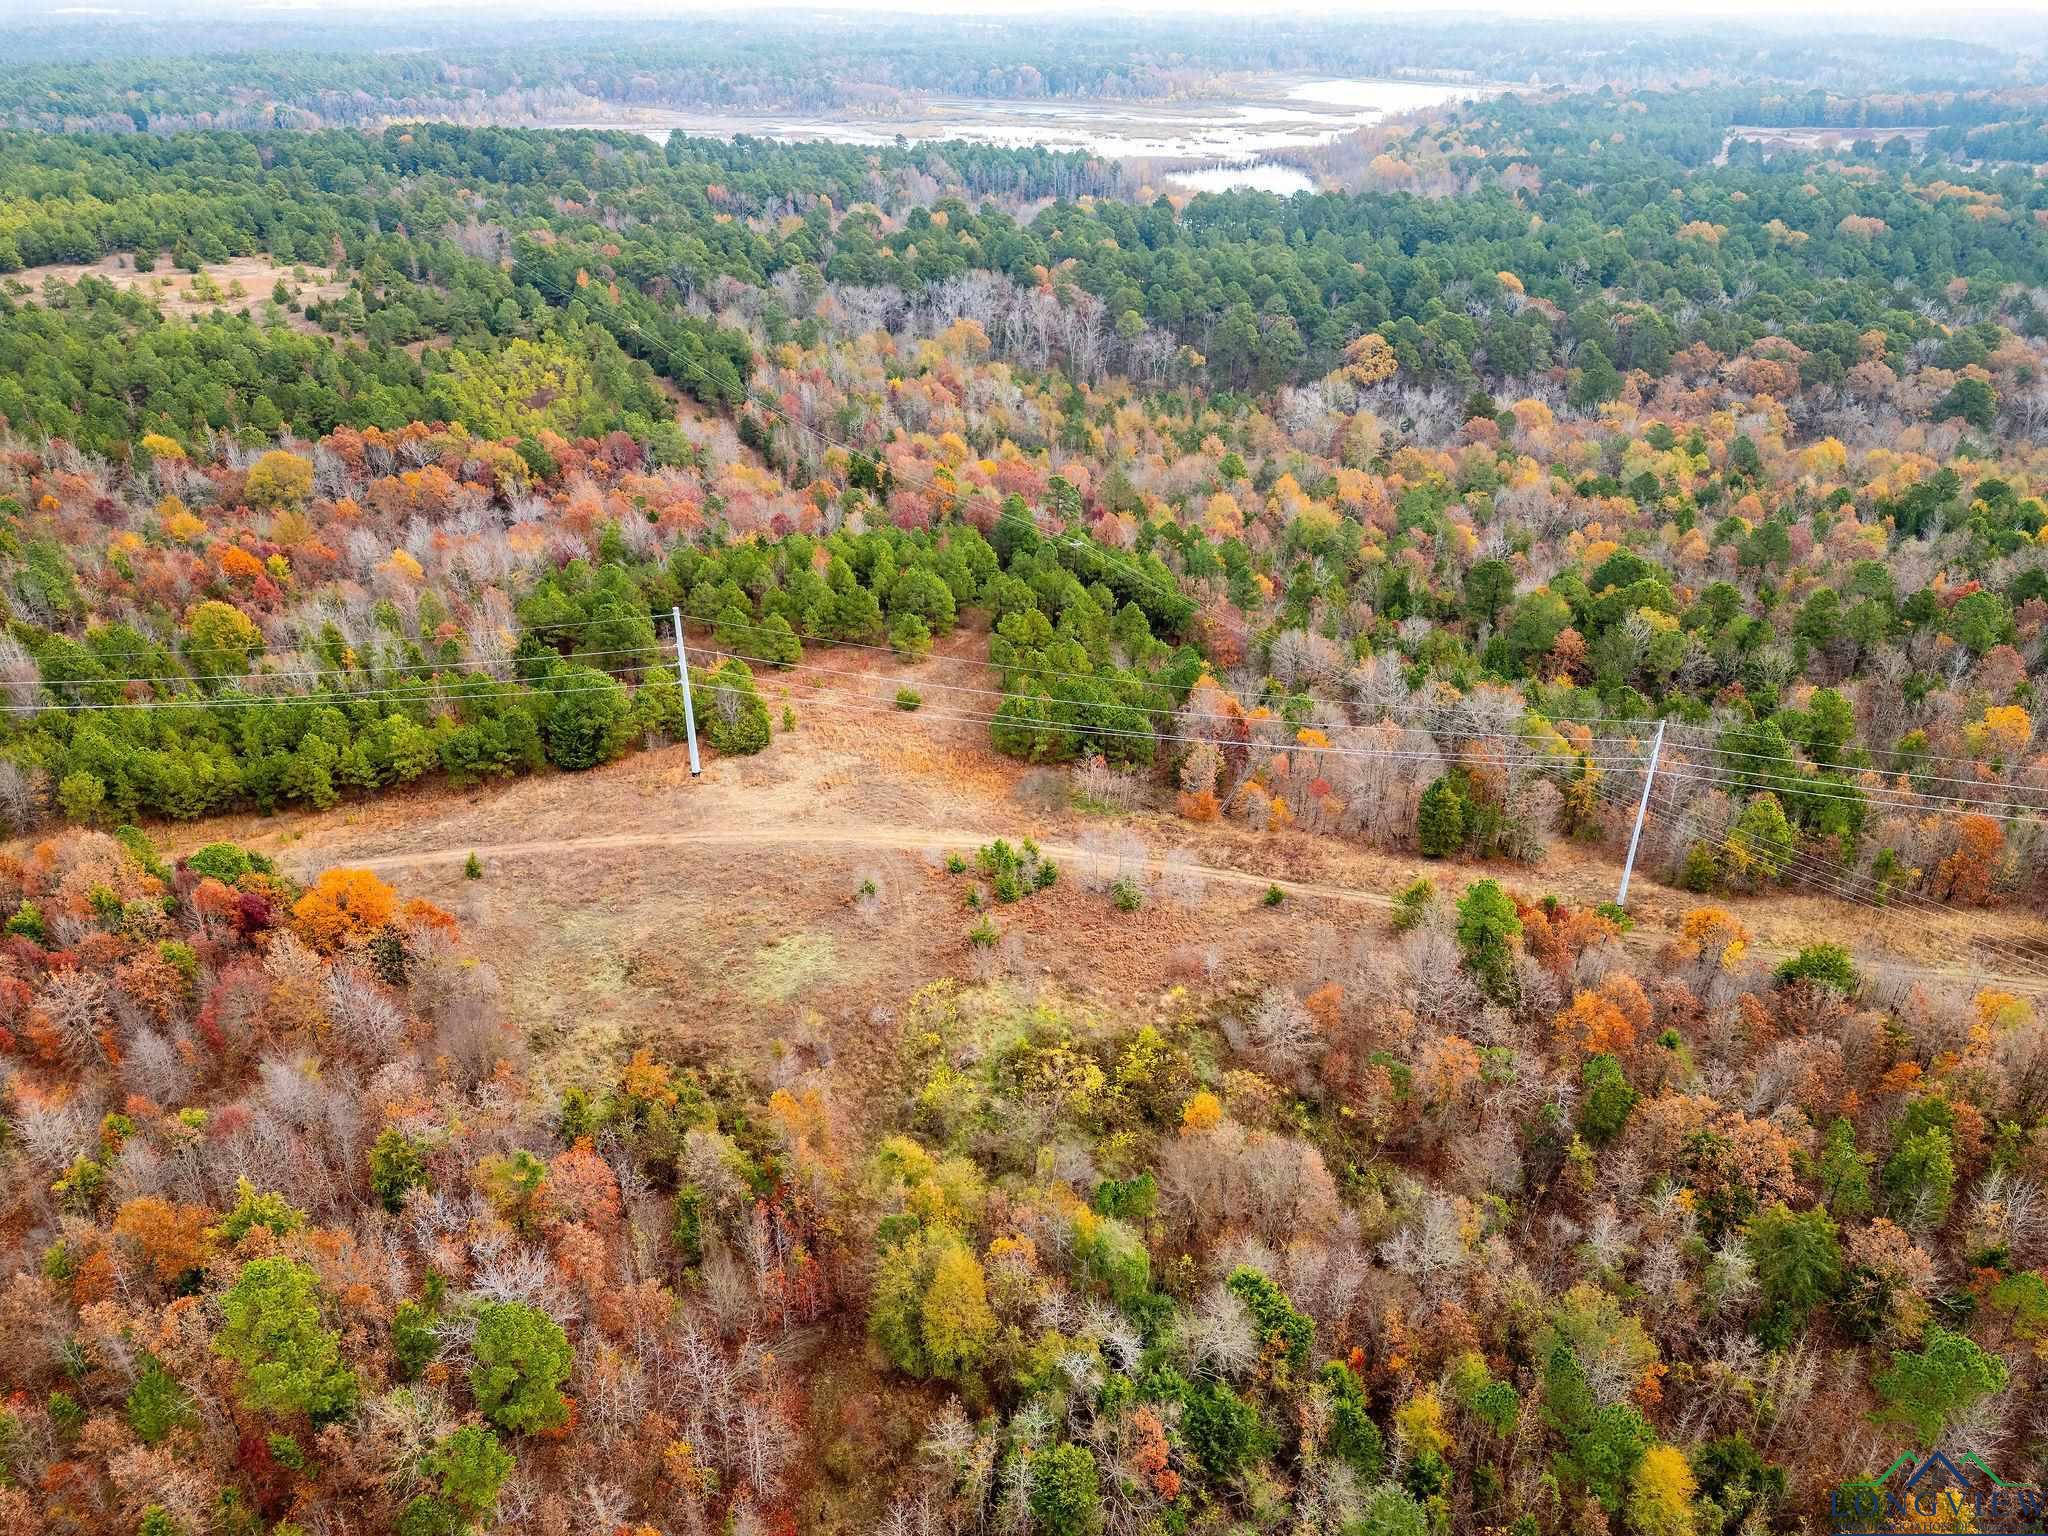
(10, 252), (351, 332)
(70, 640), (2042, 1095)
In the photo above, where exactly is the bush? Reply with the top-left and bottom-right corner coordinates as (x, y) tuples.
(1679, 840), (1721, 891)
(1774, 943), (1858, 993)
(187, 841), (266, 884)
(703, 658), (772, 755)
(1028, 1443), (1102, 1536)
(464, 851), (483, 879)
(369, 1127), (430, 1212)
(1110, 876), (1144, 912)
(1263, 883), (1285, 906)
(1391, 877), (1435, 932)
(895, 687), (923, 710)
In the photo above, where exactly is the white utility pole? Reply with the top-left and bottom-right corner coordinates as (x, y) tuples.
(670, 605), (701, 777)
(1616, 719), (1666, 909)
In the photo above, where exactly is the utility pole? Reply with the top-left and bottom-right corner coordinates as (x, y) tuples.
(1616, 719), (1665, 909)
(670, 605), (701, 778)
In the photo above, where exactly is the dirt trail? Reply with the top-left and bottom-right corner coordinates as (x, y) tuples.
(114, 637), (2048, 1039)
(324, 818), (2048, 996)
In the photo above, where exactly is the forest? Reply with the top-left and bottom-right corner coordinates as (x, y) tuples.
(1, 15), (2047, 1536)
(0, 12), (2036, 134)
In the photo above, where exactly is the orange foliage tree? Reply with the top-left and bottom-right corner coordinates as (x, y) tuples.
(291, 868), (398, 952)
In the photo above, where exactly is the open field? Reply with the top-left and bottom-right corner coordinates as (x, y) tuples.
(110, 633), (2048, 1111)
(7, 251), (349, 330)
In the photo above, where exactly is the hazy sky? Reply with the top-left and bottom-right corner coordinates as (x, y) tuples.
(34, 0), (2048, 21)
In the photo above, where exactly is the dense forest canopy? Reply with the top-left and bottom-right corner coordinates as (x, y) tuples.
(0, 9), (2039, 132)
(3, 14), (2048, 1536)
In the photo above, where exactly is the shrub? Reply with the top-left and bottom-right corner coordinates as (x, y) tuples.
(967, 917), (999, 948)
(1110, 876), (1144, 912)
(464, 851), (483, 880)
(1263, 884), (1285, 906)
(1391, 877), (1435, 932)
(703, 658), (772, 755)
(1774, 943), (1859, 993)
(4, 899), (44, 943)
(369, 1127), (430, 1212)
(895, 687), (923, 710)
(187, 841), (265, 884)
(1028, 1442), (1102, 1536)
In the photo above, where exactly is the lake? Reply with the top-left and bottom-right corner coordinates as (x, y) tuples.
(548, 75), (1483, 197)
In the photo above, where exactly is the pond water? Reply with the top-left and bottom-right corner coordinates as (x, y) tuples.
(1164, 162), (1317, 196)
(548, 74), (1481, 194)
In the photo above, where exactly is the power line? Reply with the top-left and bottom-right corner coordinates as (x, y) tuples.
(12, 641), (671, 694)
(1657, 761), (2046, 824)
(1591, 773), (2048, 979)
(714, 646), (1643, 772)
(0, 662), (681, 715)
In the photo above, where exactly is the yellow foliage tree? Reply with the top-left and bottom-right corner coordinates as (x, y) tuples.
(920, 1239), (996, 1381)
(1181, 1090), (1223, 1134)
(1975, 705), (2032, 759)
(244, 451), (314, 510)
(1341, 333), (1399, 387)
(158, 496), (206, 543)
(1627, 1443), (1698, 1536)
